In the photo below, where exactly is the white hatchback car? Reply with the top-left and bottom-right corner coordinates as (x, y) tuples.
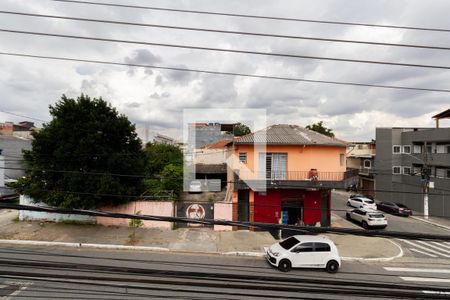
(265, 235), (341, 273)
(346, 208), (387, 229)
(347, 196), (377, 210)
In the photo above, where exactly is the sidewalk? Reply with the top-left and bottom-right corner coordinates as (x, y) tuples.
(410, 215), (450, 231)
(0, 209), (402, 261)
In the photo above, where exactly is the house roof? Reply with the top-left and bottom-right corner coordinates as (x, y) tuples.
(202, 139), (233, 149)
(432, 108), (450, 119)
(235, 124), (348, 147)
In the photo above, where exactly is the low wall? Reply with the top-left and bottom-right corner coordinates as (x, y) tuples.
(213, 202), (233, 231)
(19, 195), (96, 223)
(97, 201), (174, 229)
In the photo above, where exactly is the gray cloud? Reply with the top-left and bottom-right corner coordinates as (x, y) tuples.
(1, 0), (450, 141)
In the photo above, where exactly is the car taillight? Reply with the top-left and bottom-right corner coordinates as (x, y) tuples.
(398, 208), (404, 211)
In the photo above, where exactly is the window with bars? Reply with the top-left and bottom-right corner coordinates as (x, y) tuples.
(239, 152), (247, 164)
(259, 153), (287, 180)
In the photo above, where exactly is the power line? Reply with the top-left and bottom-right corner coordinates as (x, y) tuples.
(2, 202), (450, 242)
(2, 10), (450, 51)
(2, 29), (450, 71)
(0, 109), (47, 123)
(52, 0), (450, 33)
(1, 52), (449, 93)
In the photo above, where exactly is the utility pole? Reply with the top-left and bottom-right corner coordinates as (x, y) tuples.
(422, 142), (429, 220)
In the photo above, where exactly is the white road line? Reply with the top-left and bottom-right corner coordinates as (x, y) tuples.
(384, 267), (450, 274)
(4, 286), (28, 300)
(432, 242), (450, 250)
(401, 239), (450, 258)
(400, 277), (450, 283)
(443, 242), (450, 247)
(410, 248), (437, 258)
(423, 290), (450, 295)
(417, 241), (450, 254)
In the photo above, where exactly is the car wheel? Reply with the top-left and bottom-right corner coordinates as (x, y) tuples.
(326, 260), (339, 273)
(362, 221), (369, 229)
(278, 259), (291, 272)
(346, 213), (351, 220)
(346, 201), (351, 207)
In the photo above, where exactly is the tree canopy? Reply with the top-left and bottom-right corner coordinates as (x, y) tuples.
(232, 122), (251, 136)
(306, 121), (335, 138)
(143, 143), (183, 198)
(13, 94), (146, 209)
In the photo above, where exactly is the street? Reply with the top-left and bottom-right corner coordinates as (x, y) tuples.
(331, 190), (450, 260)
(0, 245), (450, 299)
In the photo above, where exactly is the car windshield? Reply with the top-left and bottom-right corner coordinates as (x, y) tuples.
(279, 236), (300, 250)
(369, 213), (384, 218)
(364, 199), (375, 204)
(396, 203), (407, 208)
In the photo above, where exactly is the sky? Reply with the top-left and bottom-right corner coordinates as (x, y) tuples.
(1, 0), (450, 142)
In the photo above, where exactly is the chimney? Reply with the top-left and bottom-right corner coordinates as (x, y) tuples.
(0, 149), (4, 187)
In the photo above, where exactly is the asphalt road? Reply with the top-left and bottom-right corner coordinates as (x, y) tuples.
(0, 245), (450, 299)
(331, 190), (446, 235)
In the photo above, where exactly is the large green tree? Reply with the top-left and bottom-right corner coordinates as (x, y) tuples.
(306, 121), (335, 138)
(143, 143), (183, 197)
(13, 94), (146, 209)
(232, 122), (251, 136)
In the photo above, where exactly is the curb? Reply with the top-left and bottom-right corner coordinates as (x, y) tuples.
(0, 240), (170, 252)
(0, 239), (265, 257)
(0, 239), (403, 261)
(410, 216), (450, 231)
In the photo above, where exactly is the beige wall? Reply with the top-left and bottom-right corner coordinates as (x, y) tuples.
(97, 201), (174, 229)
(193, 149), (228, 164)
(213, 202), (233, 231)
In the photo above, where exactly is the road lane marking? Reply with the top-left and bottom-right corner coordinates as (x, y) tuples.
(400, 277), (450, 283)
(384, 267), (450, 274)
(423, 290), (450, 295)
(417, 241), (450, 254)
(400, 239), (450, 258)
(432, 242), (450, 250)
(4, 286), (28, 300)
(410, 248), (437, 258)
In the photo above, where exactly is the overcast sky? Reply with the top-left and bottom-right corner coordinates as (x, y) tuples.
(1, 0), (450, 142)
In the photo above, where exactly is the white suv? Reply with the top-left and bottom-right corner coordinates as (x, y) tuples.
(347, 196), (377, 210)
(346, 208), (387, 229)
(265, 235), (341, 273)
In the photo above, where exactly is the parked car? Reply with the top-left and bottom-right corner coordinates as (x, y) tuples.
(347, 196), (377, 210)
(346, 208), (387, 229)
(377, 202), (412, 217)
(349, 194), (373, 200)
(188, 180), (202, 193)
(264, 235), (341, 273)
(346, 184), (357, 192)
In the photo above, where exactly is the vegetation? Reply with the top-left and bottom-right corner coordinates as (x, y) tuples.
(11, 94), (146, 209)
(306, 121), (335, 138)
(232, 122), (251, 136)
(143, 143), (183, 199)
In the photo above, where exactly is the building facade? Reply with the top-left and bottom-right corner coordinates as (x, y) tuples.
(346, 141), (376, 197)
(375, 127), (450, 217)
(229, 124), (356, 228)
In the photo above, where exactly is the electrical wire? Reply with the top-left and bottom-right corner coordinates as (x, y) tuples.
(51, 0), (450, 33)
(1, 52), (449, 93)
(2, 10), (450, 51)
(2, 203), (450, 241)
(2, 29), (450, 70)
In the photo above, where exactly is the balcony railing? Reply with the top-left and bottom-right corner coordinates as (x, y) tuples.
(236, 169), (358, 182)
